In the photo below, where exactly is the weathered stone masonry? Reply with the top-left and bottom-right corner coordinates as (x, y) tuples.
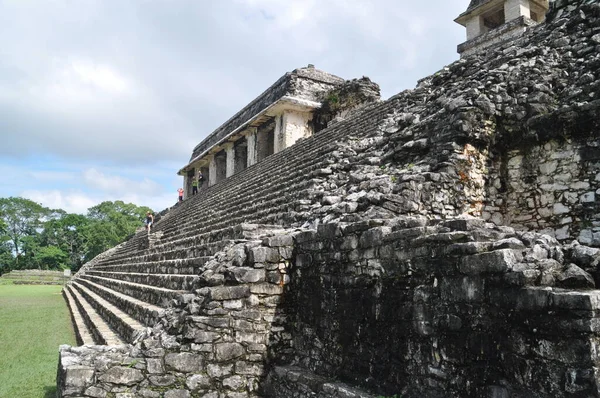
(58, 1), (600, 397)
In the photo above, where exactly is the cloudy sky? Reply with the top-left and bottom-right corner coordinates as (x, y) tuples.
(0, 0), (468, 214)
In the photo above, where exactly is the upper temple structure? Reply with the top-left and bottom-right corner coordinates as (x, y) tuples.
(455, 0), (549, 57)
(57, 1), (600, 397)
(177, 65), (380, 198)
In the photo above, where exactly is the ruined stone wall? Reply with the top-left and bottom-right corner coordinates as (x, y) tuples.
(482, 138), (600, 244)
(266, 219), (600, 397)
(58, 235), (295, 398)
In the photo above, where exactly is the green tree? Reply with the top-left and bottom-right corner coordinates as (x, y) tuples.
(0, 197), (51, 268)
(36, 245), (69, 270)
(84, 201), (153, 261)
(40, 213), (90, 272)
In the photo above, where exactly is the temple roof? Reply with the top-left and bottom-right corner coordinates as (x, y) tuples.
(467, 0), (494, 12)
(186, 66), (344, 165)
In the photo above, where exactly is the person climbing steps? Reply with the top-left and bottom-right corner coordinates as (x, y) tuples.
(145, 211), (154, 232)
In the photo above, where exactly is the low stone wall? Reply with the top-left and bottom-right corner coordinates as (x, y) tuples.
(2, 269), (69, 284)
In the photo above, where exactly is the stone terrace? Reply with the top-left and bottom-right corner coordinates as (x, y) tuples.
(58, 1), (600, 397)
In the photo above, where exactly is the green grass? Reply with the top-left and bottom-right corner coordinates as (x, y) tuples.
(0, 284), (76, 398)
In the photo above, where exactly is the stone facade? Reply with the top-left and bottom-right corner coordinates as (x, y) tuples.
(455, 0), (549, 57)
(177, 66), (380, 199)
(58, 0), (600, 397)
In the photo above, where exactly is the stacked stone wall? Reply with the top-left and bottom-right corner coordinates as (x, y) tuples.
(58, 234), (295, 398)
(482, 137), (600, 244)
(267, 219), (600, 397)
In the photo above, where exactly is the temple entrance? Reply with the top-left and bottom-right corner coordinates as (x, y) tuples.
(234, 138), (248, 174)
(257, 119), (275, 162)
(215, 150), (227, 183)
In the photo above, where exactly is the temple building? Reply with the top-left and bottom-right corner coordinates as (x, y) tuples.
(455, 0), (549, 57)
(177, 65), (380, 198)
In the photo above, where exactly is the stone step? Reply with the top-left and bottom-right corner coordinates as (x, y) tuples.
(91, 256), (212, 275)
(80, 274), (186, 307)
(65, 284), (124, 346)
(85, 271), (203, 291)
(99, 240), (235, 267)
(71, 281), (149, 343)
(155, 164), (322, 239)
(62, 287), (95, 346)
(77, 278), (164, 326)
(264, 366), (378, 398)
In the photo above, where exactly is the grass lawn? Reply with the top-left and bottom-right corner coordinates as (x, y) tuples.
(0, 282), (76, 398)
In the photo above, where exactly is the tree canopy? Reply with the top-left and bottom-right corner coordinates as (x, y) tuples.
(0, 197), (154, 275)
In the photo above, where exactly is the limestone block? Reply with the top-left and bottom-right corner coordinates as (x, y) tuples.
(208, 286), (250, 301)
(84, 386), (107, 398)
(235, 332), (267, 345)
(249, 247), (280, 263)
(63, 365), (95, 392)
(322, 196), (342, 205)
(186, 374), (211, 390)
(262, 234), (294, 247)
(223, 375), (246, 390)
(223, 299), (244, 309)
(147, 358), (164, 374)
(579, 229), (593, 245)
(556, 264), (595, 289)
(191, 316), (230, 328)
(99, 367), (144, 386)
(164, 390), (191, 398)
(571, 181), (590, 190)
(553, 203), (570, 215)
(230, 267), (266, 283)
(164, 352), (203, 373)
(149, 375), (177, 387)
(459, 249), (518, 274)
(139, 389), (161, 398)
(249, 283), (283, 295)
(555, 225), (570, 240)
(440, 277), (485, 303)
(580, 192), (595, 203)
(206, 363), (233, 378)
(215, 343), (245, 361)
(571, 245), (600, 267)
(551, 290), (600, 311)
(539, 161), (558, 174)
(235, 361), (265, 376)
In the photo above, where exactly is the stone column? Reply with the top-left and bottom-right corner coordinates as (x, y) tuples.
(225, 143), (235, 178)
(465, 16), (483, 40)
(183, 175), (189, 199)
(245, 128), (258, 167)
(505, 0), (530, 21)
(208, 155), (217, 187)
(274, 110), (313, 154)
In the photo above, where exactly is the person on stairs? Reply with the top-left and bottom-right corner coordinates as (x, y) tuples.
(178, 187), (184, 202)
(197, 170), (204, 187)
(145, 211), (154, 232)
(192, 177), (198, 195)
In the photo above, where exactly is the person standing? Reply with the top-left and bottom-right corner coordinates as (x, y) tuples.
(145, 211), (154, 232)
(178, 188), (184, 202)
(192, 178), (198, 195)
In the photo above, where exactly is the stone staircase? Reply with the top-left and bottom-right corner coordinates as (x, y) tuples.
(63, 100), (394, 347)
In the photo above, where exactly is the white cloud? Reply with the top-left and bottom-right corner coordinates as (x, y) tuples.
(21, 188), (177, 215)
(21, 189), (98, 214)
(82, 168), (163, 197)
